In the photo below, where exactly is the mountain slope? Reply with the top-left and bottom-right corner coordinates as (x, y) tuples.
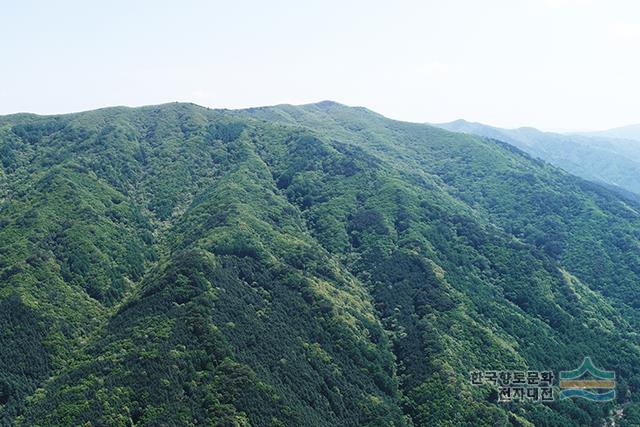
(434, 119), (640, 199)
(1, 102), (640, 426)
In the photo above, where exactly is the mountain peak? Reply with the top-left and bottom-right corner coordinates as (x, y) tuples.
(311, 100), (344, 109)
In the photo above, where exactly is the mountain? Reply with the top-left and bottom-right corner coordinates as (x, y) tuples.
(2, 102), (640, 426)
(579, 124), (640, 142)
(434, 119), (640, 199)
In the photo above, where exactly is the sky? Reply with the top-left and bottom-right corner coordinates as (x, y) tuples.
(1, 0), (639, 130)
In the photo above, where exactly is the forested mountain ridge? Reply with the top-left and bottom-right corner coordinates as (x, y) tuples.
(434, 119), (640, 200)
(1, 102), (640, 426)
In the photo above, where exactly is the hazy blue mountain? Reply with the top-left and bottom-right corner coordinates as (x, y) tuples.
(578, 124), (640, 142)
(435, 119), (640, 198)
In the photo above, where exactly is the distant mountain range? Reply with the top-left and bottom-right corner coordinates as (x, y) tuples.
(578, 123), (640, 141)
(434, 119), (640, 199)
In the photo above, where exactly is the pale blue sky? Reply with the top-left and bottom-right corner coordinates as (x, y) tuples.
(2, 0), (639, 130)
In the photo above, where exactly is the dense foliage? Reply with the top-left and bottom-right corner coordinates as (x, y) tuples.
(1, 102), (640, 425)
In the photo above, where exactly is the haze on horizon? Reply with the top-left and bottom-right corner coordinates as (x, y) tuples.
(2, 0), (639, 131)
